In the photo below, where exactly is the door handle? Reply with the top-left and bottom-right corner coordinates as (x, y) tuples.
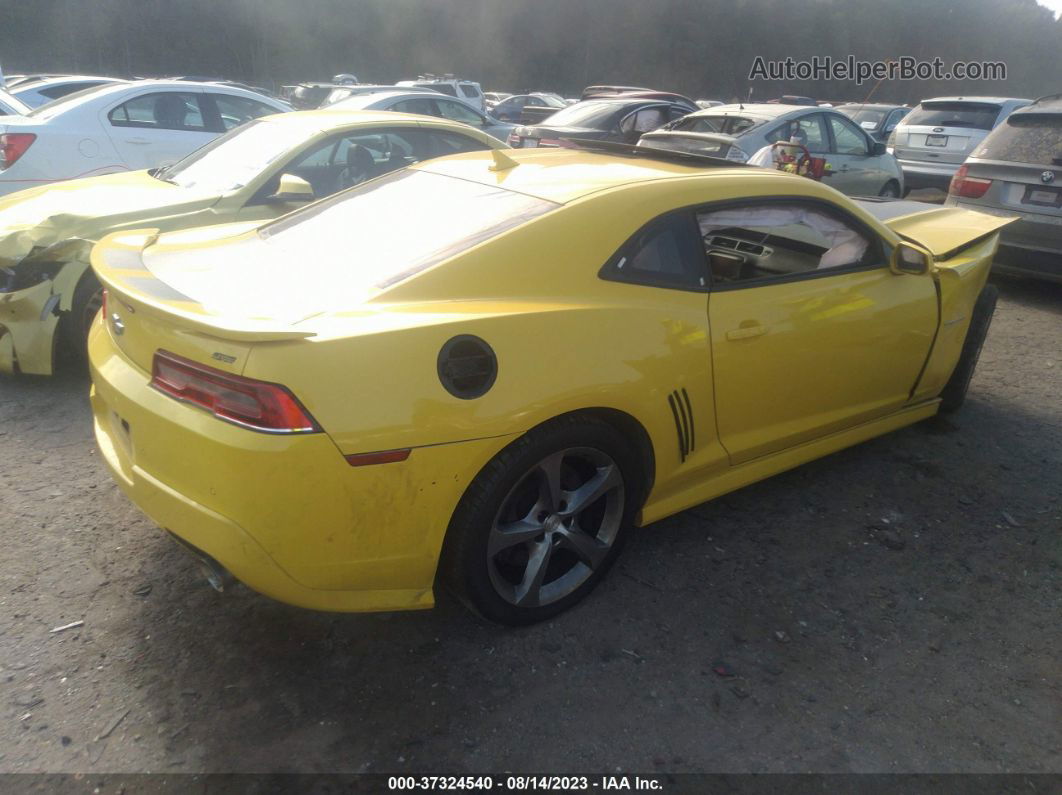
(726, 324), (767, 341)
(124, 137), (151, 145)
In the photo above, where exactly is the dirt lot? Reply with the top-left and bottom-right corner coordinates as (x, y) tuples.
(0, 275), (1059, 776)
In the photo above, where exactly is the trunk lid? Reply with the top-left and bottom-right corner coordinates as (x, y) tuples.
(91, 226), (315, 376)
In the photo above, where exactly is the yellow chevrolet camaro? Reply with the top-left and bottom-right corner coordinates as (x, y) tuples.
(88, 144), (1012, 625)
(0, 110), (505, 375)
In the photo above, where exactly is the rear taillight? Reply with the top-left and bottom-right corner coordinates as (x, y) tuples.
(507, 132), (520, 146)
(151, 350), (320, 434)
(0, 133), (36, 168)
(948, 164), (992, 199)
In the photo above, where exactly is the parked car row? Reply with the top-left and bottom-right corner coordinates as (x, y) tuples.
(0, 64), (1029, 626)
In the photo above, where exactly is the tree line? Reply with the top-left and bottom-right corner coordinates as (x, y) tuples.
(2, 0), (1059, 104)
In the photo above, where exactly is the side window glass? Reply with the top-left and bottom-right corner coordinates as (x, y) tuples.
(600, 213), (707, 291)
(633, 107), (668, 133)
(795, 114), (829, 153)
(213, 94), (276, 131)
(668, 106), (689, 122)
(697, 203), (877, 287)
(459, 84), (480, 98)
(109, 92), (206, 131)
(829, 115), (869, 155)
(436, 99), (482, 125)
(393, 98), (438, 116)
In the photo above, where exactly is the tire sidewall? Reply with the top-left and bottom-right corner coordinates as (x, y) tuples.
(449, 417), (640, 626)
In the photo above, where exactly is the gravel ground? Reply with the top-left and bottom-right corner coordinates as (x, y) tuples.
(0, 275), (1059, 776)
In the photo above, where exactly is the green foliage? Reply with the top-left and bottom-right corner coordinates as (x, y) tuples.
(1, 0), (1058, 102)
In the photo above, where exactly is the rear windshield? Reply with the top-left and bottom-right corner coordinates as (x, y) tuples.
(639, 135), (731, 157)
(838, 107), (886, 129)
(974, 114), (1062, 165)
(903, 102), (1001, 130)
(25, 85), (113, 118)
(536, 101), (621, 129)
(672, 115), (762, 135)
(259, 169), (557, 293)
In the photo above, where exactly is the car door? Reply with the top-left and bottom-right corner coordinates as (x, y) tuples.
(826, 113), (882, 195)
(699, 199), (937, 463)
(105, 90), (216, 170)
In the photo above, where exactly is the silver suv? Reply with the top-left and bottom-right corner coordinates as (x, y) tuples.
(888, 96), (1031, 193)
(944, 95), (1062, 283)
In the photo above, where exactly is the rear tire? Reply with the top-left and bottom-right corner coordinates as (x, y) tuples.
(879, 180), (901, 198)
(442, 415), (640, 626)
(939, 284), (998, 413)
(62, 270), (104, 365)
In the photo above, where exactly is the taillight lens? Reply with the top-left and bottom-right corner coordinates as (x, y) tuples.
(0, 133), (37, 168)
(151, 350), (320, 434)
(949, 164), (992, 199)
(507, 132), (520, 146)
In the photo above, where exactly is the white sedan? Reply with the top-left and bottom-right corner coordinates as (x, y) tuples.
(0, 80), (291, 197)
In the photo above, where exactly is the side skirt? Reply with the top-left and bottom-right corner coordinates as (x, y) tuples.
(639, 399), (940, 525)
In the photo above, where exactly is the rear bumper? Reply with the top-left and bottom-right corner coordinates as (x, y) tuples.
(948, 199), (1062, 281)
(88, 319), (512, 613)
(896, 159), (960, 191)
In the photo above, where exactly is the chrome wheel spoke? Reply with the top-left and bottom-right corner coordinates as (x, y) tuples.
(562, 464), (621, 517)
(514, 538), (553, 607)
(488, 517), (545, 556)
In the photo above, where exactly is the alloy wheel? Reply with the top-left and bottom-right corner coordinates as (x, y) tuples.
(486, 446), (625, 608)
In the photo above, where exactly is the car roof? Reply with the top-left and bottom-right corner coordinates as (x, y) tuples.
(1013, 96), (1062, 115)
(836, 103), (907, 111)
(917, 96), (1032, 105)
(683, 103), (814, 120)
(255, 107), (488, 131)
(15, 75), (120, 88)
(410, 147), (786, 204)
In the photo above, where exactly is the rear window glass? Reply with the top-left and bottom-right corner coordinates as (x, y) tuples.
(903, 102), (1001, 130)
(539, 101), (621, 128)
(672, 115), (761, 135)
(259, 169), (557, 294)
(639, 135), (731, 157)
(974, 114), (1062, 165)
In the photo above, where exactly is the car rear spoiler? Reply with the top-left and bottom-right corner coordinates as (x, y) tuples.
(855, 201), (1018, 260)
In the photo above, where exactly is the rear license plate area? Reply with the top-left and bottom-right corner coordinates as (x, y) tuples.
(1022, 185), (1062, 208)
(925, 134), (947, 147)
(110, 410), (133, 459)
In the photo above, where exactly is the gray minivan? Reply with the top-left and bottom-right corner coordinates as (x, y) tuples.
(888, 96), (1031, 193)
(944, 95), (1062, 283)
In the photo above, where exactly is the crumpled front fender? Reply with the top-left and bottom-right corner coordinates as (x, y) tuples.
(0, 238), (95, 376)
(0, 280), (61, 375)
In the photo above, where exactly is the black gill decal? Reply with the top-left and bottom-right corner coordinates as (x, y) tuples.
(668, 389), (695, 462)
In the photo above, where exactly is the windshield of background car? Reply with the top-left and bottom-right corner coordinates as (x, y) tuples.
(257, 169), (558, 295)
(157, 119), (309, 192)
(974, 114), (1062, 165)
(838, 107), (886, 129)
(903, 102), (1001, 130)
(537, 101), (621, 128)
(672, 115), (762, 135)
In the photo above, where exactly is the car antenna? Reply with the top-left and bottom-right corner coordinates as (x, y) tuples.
(488, 149), (520, 171)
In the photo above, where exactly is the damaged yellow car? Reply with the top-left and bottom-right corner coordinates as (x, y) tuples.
(89, 144), (1012, 625)
(0, 109), (505, 374)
